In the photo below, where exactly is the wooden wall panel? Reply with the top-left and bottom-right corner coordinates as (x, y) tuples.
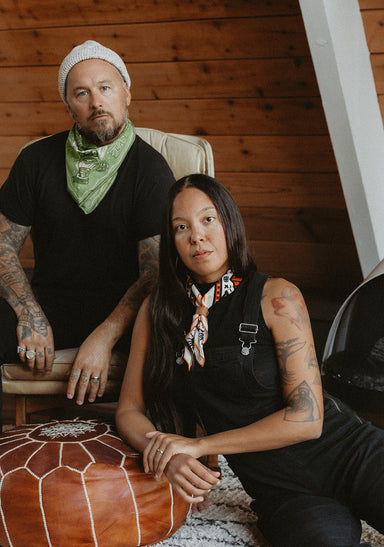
(0, 0), (362, 296)
(0, 0), (301, 29)
(0, 98), (329, 137)
(0, 19), (309, 66)
(0, 58), (321, 102)
(361, 5), (384, 123)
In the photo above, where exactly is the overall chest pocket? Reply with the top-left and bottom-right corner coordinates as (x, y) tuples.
(202, 344), (279, 396)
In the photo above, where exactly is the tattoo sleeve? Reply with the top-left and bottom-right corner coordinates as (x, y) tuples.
(275, 337), (306, 384)
(284, 380), (321, 422)
(119, 235), (160, 312)
(0, 213), (49, 335)
(271, 285), (309, 331)
(0, 214), (33, 305)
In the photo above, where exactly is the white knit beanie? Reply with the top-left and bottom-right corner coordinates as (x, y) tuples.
(58, 40), (131, 102)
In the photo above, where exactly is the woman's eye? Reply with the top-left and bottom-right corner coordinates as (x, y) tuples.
(205, 216), (215, 223)
(175, 224), (187, 232)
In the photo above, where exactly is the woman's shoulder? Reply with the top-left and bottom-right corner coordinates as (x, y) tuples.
(262, 276), (301, 296)
(261, 276), (307, 328)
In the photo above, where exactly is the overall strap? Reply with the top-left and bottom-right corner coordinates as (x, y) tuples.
(238, 271), (270, 355)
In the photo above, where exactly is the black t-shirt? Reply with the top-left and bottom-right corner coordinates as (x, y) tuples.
(0, 131), (175, 301)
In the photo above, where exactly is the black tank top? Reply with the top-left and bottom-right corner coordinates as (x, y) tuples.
(174, 271), (283, 435)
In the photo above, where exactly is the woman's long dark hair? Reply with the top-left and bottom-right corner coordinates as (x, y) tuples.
(143, 174), (256, 433)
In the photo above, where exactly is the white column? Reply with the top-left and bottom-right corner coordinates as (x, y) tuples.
(299, 0), (384, 278)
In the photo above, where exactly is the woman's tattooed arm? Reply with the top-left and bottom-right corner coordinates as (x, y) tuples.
(263, 278), (324, 427)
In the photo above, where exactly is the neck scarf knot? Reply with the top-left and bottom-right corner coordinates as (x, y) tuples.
(65, 119), (136, 214)
(183, 270), (242, 371)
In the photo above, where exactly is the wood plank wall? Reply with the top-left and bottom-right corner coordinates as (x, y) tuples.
(360, 0), (384, 123)
(0, 0), (362, 296)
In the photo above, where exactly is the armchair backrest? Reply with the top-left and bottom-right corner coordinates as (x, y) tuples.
(136, 128), (214, 180)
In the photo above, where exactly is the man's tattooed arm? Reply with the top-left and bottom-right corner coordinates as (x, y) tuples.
(0, 213), (40, 316)
(118, 235), (160, 315)
(0, 213), (54, 366)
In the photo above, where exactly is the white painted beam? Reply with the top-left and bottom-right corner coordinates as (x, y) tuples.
(299, 0), (384, 278)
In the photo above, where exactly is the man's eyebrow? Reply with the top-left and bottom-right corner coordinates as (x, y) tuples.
(72, 79), (113, 90)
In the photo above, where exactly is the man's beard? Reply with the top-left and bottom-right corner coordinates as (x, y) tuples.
(75, 108), (128, 146)
(78, 118), (124, 146)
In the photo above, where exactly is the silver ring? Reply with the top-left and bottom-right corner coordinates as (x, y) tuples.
(26, 350), (36, 360)
(90, 376), (101, 384)
(157, 448), (164, 454)
(17, 346), (26, 354)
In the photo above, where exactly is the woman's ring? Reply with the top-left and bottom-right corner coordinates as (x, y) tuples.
(90, 376), (101, 384)
(157, 448), (164, 454)
(26, 350), (36, 360)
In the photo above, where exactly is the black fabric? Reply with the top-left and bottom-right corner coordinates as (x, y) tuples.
(173, 271), (384, 541)
(0, 132), (175, 295)
(322, 274), (384, 413)
(0, 131), (174, 366)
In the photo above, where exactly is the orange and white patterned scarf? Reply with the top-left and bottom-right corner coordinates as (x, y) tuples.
(183, 270), (242, 371)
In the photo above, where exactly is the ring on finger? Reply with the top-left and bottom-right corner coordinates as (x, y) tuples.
(156, 448), (164, 454)
(90, 376), (101, 384)
(17, 346), (26, 354)
(26, 350), (36, 360)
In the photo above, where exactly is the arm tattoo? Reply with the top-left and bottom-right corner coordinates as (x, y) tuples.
(0, 215), (48, 336)
(305, 344), (322, 386)
(271, 285), (309, 331)
(0, 215), (30, 254)
(119, 235), (160, 312)
(284, 380), (321, 422)
(275, 337), (306, 384)
(19, 308), (49, 338)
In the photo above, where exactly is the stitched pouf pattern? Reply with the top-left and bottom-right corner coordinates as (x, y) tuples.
(0, 419), (189, 547)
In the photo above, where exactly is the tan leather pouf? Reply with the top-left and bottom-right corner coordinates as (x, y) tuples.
(0, 420), (189, 547)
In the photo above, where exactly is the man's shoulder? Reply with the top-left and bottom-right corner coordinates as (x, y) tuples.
(133, 134), (166, 159)
(128, 135), (174, 178)
(21, 131), (69, 156)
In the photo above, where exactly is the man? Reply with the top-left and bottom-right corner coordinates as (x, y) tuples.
(0, 40), (175, 410)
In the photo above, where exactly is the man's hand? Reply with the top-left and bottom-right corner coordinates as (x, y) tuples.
(16, 307), (55, 372)
(66, 326), (113, 405)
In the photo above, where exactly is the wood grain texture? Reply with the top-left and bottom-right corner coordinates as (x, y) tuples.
(0, 58), (320, 102)
(0, 98), (329, 137)
(0, 18), (309, 66)
(0, 0), (301, 30)
(0, 1), (363, 292)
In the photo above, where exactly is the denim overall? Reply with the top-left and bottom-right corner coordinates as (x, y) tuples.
(175, 271), (384, 546)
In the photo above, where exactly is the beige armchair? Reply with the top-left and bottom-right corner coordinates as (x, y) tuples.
(2, 128), (214, 426)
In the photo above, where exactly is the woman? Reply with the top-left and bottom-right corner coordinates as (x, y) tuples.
(116, 174), (384, 547)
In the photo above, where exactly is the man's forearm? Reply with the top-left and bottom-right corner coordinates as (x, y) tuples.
(98, 235), (160, 346)
(0, 214), (40, 317)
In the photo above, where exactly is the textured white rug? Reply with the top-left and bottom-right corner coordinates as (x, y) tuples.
(159, 456), (384, 547)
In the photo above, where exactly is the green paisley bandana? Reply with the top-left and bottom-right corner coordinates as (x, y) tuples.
(65, 119), (136, 214)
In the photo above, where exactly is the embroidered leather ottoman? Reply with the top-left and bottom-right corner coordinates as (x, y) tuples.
(0, 420), (189, 547)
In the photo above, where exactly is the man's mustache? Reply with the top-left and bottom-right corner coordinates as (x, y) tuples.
(88, 109), (110, 121)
